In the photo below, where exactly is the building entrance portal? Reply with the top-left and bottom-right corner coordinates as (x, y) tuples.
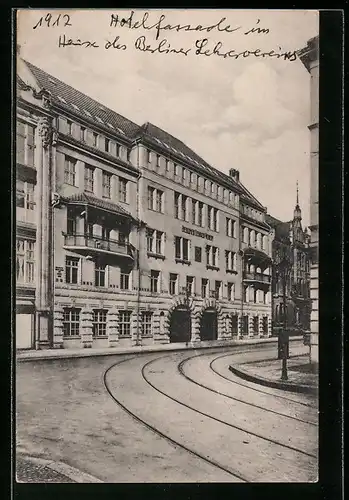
(200, 308), (218, 341)
(169, 306), (191, 343)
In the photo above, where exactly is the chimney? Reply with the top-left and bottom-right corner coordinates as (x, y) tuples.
(229, 168), (240, 182)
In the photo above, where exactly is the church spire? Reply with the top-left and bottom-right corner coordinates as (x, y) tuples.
(293, 181), (302, 222)
(296, 180), (299, 206)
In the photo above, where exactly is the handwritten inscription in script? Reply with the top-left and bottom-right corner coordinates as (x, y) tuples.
(32, 11), (298, 62)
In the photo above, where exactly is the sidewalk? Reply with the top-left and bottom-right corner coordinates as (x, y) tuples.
(16, 455), (102, 483)
(229, 353), (318, 395)
(17, 336), (304, 361)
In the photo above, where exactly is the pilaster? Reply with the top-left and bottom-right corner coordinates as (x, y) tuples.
(107, 308), (119, 347)
(53, 305), (64, 348)
(248, 314), (255, 338)
(80, 308), (93, 348)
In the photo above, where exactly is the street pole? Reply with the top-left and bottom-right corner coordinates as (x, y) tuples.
(281, 255), (289, 381)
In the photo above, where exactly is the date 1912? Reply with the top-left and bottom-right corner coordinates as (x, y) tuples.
(33, 13), (72, 30)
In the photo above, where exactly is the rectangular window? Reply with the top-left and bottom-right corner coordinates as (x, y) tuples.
(63, 308), (81, 337)
(65, 256), (79, 284)
(198, 202), (203, 227)
(101, 227), (110, 241)
(181, 195), (187, 221)
(147, 149), (152, 165)
(148, 187), (155, 211)
(92, 132), (98, 147)
(192, 199), (197, 225)
(141, 312), (153, 337)
(16, 180), (35, 222)
(120, 269), (131, 290)
(116, 143), (121, 157)
(194, 246), (202, 262)
(16, 239), (35, 284)
(156, 154), (161, 167)
(182, 168), (186, 181)
(150, 270), (160, 293)
(174, 163), (178, 176)
(174, 192), (180, 219)
(16, 121), (26, 164)
(146, 228), (154, 252)
(206, 245), (219, 268)
(84, 166), (94, 192)
(182, 238), (189, 261)
(201, 278), (208, 298)
(66, 208), (77, 235)
(17, 122), (35, 166)
(95, 261), (106, 287)
(155, 231), (163, 254)
(226, 251), (236, 271)
(146, 229), (164, 255)
(64, 156), (76, 186)
(80, 126), (86, 142)
(186, 276), (194, 296)
(119, 311), (131, 337)
(226, 218), (236, 238)
(227, 282), (235, 301)
(165, 159), (169, 172)
(102, 171), (111, 198)
(119, 178), (128, 203)
(92, 310), (107, 337)
(67, 120), (73, 135)
(127, 149), (131, 162)
(215, 280), (222, 299)
(175, 236), (190, 262)
(169, 273), (178, 295)
(105, 137), (110, 152)
(231, 314), (238, 334)
(156, 190), (164, 213)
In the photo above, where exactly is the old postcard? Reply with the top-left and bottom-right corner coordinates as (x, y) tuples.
(15, 9), (319, 483)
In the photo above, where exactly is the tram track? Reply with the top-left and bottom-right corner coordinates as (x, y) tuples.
(103, 354), (248, 482)
(140, 355), (317, 459)
(208, 351), (318, 409)
(177, 354), (317, 426)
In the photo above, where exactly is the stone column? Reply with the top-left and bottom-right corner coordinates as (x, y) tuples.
(191, 311), (201, 342)
(80, 308), (93, 348)
(152, 311), (161, 343)
(35, 117), (52, 349)
(107, 308), (119, 347)
(53, 305), (64, 349)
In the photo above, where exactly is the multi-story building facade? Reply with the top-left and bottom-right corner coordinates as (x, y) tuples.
(298, 36), (319, 363)
(266, 188), (311, 338)
(16, 58), (273, 350)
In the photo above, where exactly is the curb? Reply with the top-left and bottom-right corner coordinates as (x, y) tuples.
(17, 455), (103, 483)
(228, 364), (318, 395)
(16, 336), (304, 362)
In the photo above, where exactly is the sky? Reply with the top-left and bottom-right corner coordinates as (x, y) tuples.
(17, 9), (319, 226)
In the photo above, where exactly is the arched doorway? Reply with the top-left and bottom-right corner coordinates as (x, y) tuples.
(169, 306), (191, 343)
(200, 308), (218, 341)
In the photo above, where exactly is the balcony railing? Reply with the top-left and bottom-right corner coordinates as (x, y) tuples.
(243, 272), (271, 284)
(63, 233), (134, 259)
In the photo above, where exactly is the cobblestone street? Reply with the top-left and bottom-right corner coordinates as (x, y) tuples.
(16, 341), (318, 483)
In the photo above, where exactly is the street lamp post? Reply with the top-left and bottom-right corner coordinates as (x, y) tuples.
(275, 240), (292, 381)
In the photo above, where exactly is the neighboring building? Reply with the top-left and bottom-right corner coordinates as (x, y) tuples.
(16, 58), (273, 350)
(298, 36), (319, 363)
(266, 187), (311, 338)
